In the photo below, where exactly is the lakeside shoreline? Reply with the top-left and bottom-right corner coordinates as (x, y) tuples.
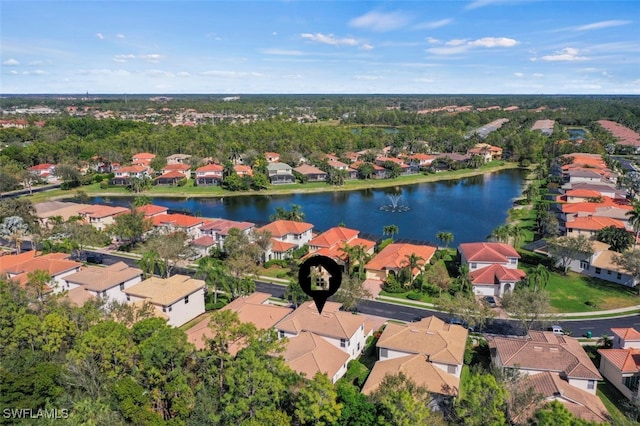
(34, 162), (524, 202)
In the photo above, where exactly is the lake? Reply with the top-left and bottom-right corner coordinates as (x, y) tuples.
(92, 169), (526, 245)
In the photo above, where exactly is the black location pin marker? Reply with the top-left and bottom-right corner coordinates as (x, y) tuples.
(298, 255), (343, 314)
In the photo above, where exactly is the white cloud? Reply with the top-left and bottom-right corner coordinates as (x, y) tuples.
(574, 20), (631, 31)
(272, 32), (278, 36)
(146, 70), (174, 78)
(533, 73), (544, 78)
(116, 33), (125, 39)
(261, 48), (304, 56)
(468, 37), (518, 48)
(176, 72), (191, 77)
(535, 47), (588, 62)
(96, 33), (104, 40)
(22, 70), (47, 75)
(113, 54), (135, 63)
(414, 19), (452, 30)
(76, 69), (131, 76)
(427, 37), (518, 55)
(426, 37), (440, 45)
(349, 11), (411, 32)
(413, 77), (434, 83)
(28, 60), (44, 66)
(139, 54), (163, 63)
(360, 44), (374, 51)
(300, 33), (358, 47)
(354, 75), (383, 81)
(3, 58), (20, 66)
(199, 70), (263, 78)
(465, 0), (523, 10)
(9, 70), (18, 75)
(514, 72), (524, 78)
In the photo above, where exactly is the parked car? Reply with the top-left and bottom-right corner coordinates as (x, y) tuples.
(547, 325), (565, 335)
(483, 296), (497, 307)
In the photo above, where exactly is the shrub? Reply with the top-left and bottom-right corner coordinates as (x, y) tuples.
(265, 259), (288, 268)
(177, 178), (187, 187)
(407, 291), (422, 301)
(99, 181), (109, 189)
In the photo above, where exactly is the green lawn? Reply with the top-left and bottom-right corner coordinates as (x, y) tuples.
(521, 265), (639, 312)
(597, 380), (635, 426)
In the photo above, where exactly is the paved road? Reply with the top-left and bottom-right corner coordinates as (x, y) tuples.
(91, 250), (639, 337)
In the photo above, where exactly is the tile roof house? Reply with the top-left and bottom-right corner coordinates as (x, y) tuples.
(267, 162), (294, 184)
(512, 372), (609, 424)
(565, 216), (626, 238)
(194, 163), (223, 186)
(275, 301), (369, 361)
(307, 226), (375, 269)
(365, 243), (436, 282)
(264, 152), (280, 163)
(283, 331), (350, 384)
(459, 242), (525, 296)
(489, 331), (602, 395)
(124, 274), (205, 327)
(599, 327), (640, 401)
(77, 204), (130, 231)
(234, 164), (253, 177)
(35, 201), (90, 227)
(61, 261), (143, 303)
(199, 218), (255, 251)
(363, 316), (467, 398)
(0, 251), (82, 293)
(132, 152), (156, 166)
(135, 204), (169, 218)
(151, 213), (207, 239)
(28, 163), (57, 180)
(293, 164), (327, 182)
(258, 220), (313, 260)
(111, 165), (152, 186)
(185, 292), (293, 351)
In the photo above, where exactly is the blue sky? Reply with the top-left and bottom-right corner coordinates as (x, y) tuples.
(1, 1), (639, 94)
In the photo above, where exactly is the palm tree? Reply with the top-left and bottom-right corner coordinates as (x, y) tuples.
(527, 264), (550, 292)
(627, 200), (640, 249)
(197, 257), (226, 304)
(402, 253), (425, 286)
(490, 225), (511, 243)
(509, 224), (525, 248)
(436, 231), (454, 249)
(383, 224), (399, 241)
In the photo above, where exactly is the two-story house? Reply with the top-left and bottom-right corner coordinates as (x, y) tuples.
(362, 316), (467, 400)
(77, 204), (130, 231)
(111, 165), (152, 186)
(599, 327), (640, 401)
(194, 163), (224, 186)
(151, 213), (207, 240)
(458, 242), (526, 297)
(0, 251), (82, 294)
(124, 274), (205, 327)
(267, 162), (295, 184)
(258, 220), (313, 260)
(61, 261), (143, 303)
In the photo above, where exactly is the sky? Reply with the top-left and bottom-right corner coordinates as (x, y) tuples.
(1, 1), (639, 95)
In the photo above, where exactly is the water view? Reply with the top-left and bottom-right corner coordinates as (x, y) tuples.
(92, 169), (526, 244)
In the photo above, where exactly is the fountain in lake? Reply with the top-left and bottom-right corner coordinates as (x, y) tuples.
(379, 194), (410, 212)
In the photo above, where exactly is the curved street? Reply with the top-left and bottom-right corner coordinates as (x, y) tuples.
(92, 250), (640, 339)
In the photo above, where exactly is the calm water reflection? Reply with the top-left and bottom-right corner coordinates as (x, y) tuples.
(93, 169), (525, 244)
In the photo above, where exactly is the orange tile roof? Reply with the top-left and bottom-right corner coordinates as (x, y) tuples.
(191, 235), (216, 247)
(132, 152), (156, 160)
(196, 163), (223, 173)
(135, 204), (168, 217)
(459, 242), (520, 263)
(152, 213), (205, 228)
(566, 216), (625, 231)
(271, 239), (297, 253)
(611, 328), (640, 342)
(163, 163), (191, 172)
(362, 354), (459, 396)
(565, 189), (604, 199)
(598, 348), (640, 373)
(258, 220), (313, 238)
(116, 165), (149, 173)
(309, 227), (359, 248)
(561, 199), (628, 214)
(78, 204), (130, 218)
(365, 243), (436, 271)
(469, 264), (526, 285)
(1, 252), (81, 281)
(201, 218), (254, 235)
(156, 170), (187, 179)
